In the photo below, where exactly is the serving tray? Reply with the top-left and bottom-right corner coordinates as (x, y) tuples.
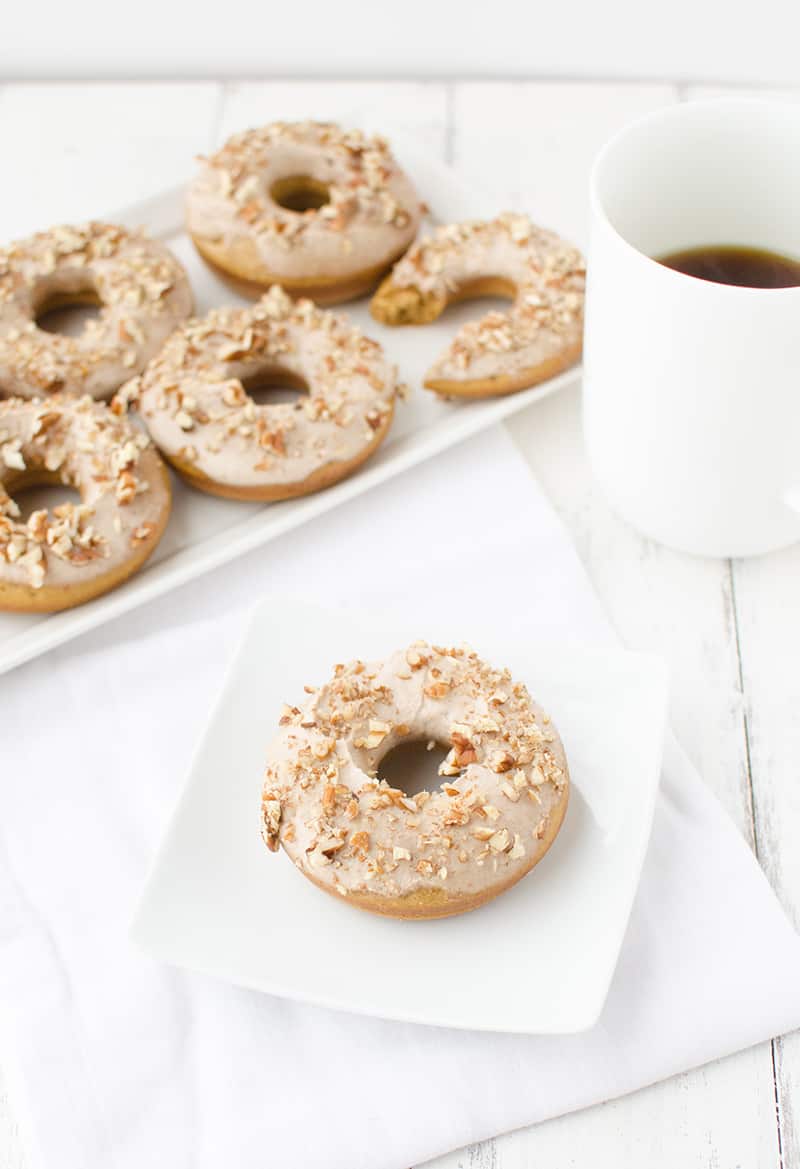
(0, 146), (580, 675)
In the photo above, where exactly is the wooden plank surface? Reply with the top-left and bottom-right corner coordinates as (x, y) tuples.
(683, 78), (800, 1169)
(0, 79), (796, 1169)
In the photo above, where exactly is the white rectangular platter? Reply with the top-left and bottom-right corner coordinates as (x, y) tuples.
(0, 145), (581, 675)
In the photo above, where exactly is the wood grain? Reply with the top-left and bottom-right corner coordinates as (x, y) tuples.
(683, 79), (800, 1169)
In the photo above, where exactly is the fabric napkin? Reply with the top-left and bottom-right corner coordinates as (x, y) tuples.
(1, 425), (799, 1169)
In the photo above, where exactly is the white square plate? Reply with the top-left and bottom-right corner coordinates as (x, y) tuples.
(132, 599), (669, 1034)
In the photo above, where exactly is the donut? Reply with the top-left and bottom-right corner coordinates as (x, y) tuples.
(116, 285), (399, 502)
(261, 641), (569, 920)
(186, 121), (423, 305)
(0, 222), (193, 401)
(370, 213), (585, 398)
(0, 394), (171, 612)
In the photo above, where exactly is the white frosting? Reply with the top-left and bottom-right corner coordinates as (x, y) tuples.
(0, 222), (192, 400)
(384, 213), (585, 384)
(122, 286), (398, 492)
(186, 121), (422, 283)
(262, 641), (568, 906)
(0, 395), (168, 591)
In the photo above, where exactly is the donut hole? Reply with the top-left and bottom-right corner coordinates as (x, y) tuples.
(451, 276), (518, 304)
(270, 175), (331, 213)
(7, 475), (82, 522)
(377, 738), (451, 799)
(241, 366), (309, 408)
(444, 277), (518, 329)
(35, 281), (103, 337)
(374, 276), (516, 329)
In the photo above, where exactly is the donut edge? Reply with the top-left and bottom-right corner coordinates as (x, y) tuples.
(162, 401), (394, 502)
(290, 760), (570, 921)
(190, 232), (415, 307)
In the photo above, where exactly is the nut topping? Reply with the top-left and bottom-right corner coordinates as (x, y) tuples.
(260, 640), (569, 914)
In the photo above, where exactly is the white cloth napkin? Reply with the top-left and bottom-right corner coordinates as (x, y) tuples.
(1, 425), (799, 1169)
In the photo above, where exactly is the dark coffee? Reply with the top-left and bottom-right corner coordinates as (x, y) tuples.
(657, 244), (800, 289)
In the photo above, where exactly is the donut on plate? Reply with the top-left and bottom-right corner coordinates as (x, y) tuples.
(117, 285), (399, 502)
(261, 640), (569, 920)
(186, 121), (423, 305)
(0, 395), (171, 612)
(371, 213), (585, 398)
(0, 222), (192, 401)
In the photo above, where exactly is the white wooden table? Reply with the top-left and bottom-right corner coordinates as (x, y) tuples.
(0, 79), (798, 1169)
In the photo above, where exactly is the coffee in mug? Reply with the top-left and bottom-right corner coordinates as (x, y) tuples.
(658, 244), (800, 289)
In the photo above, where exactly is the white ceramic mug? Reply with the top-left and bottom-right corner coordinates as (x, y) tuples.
(584, 98), (800, 557)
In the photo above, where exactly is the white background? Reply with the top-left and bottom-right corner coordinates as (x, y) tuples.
(3, 0), (800, 84)
(1, 8), (800, 1165)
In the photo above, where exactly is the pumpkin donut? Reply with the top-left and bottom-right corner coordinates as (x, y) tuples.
(261, 640), (569, 920)
(117, 285), (399, 502)
(371, 213), (585, 398)
(186, 121), (423, 305)
(0, 394), (171, 612)
(0, 222), (192, 401)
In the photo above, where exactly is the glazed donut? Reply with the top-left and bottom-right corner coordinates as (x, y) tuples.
(371, 213), (585, 398)
(0, 395), (171, 612)
(0, 222), (193, 401)
(261, 641), (569, 920)
(186, 121), (423, 305)
(117, 285), (398, 502)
